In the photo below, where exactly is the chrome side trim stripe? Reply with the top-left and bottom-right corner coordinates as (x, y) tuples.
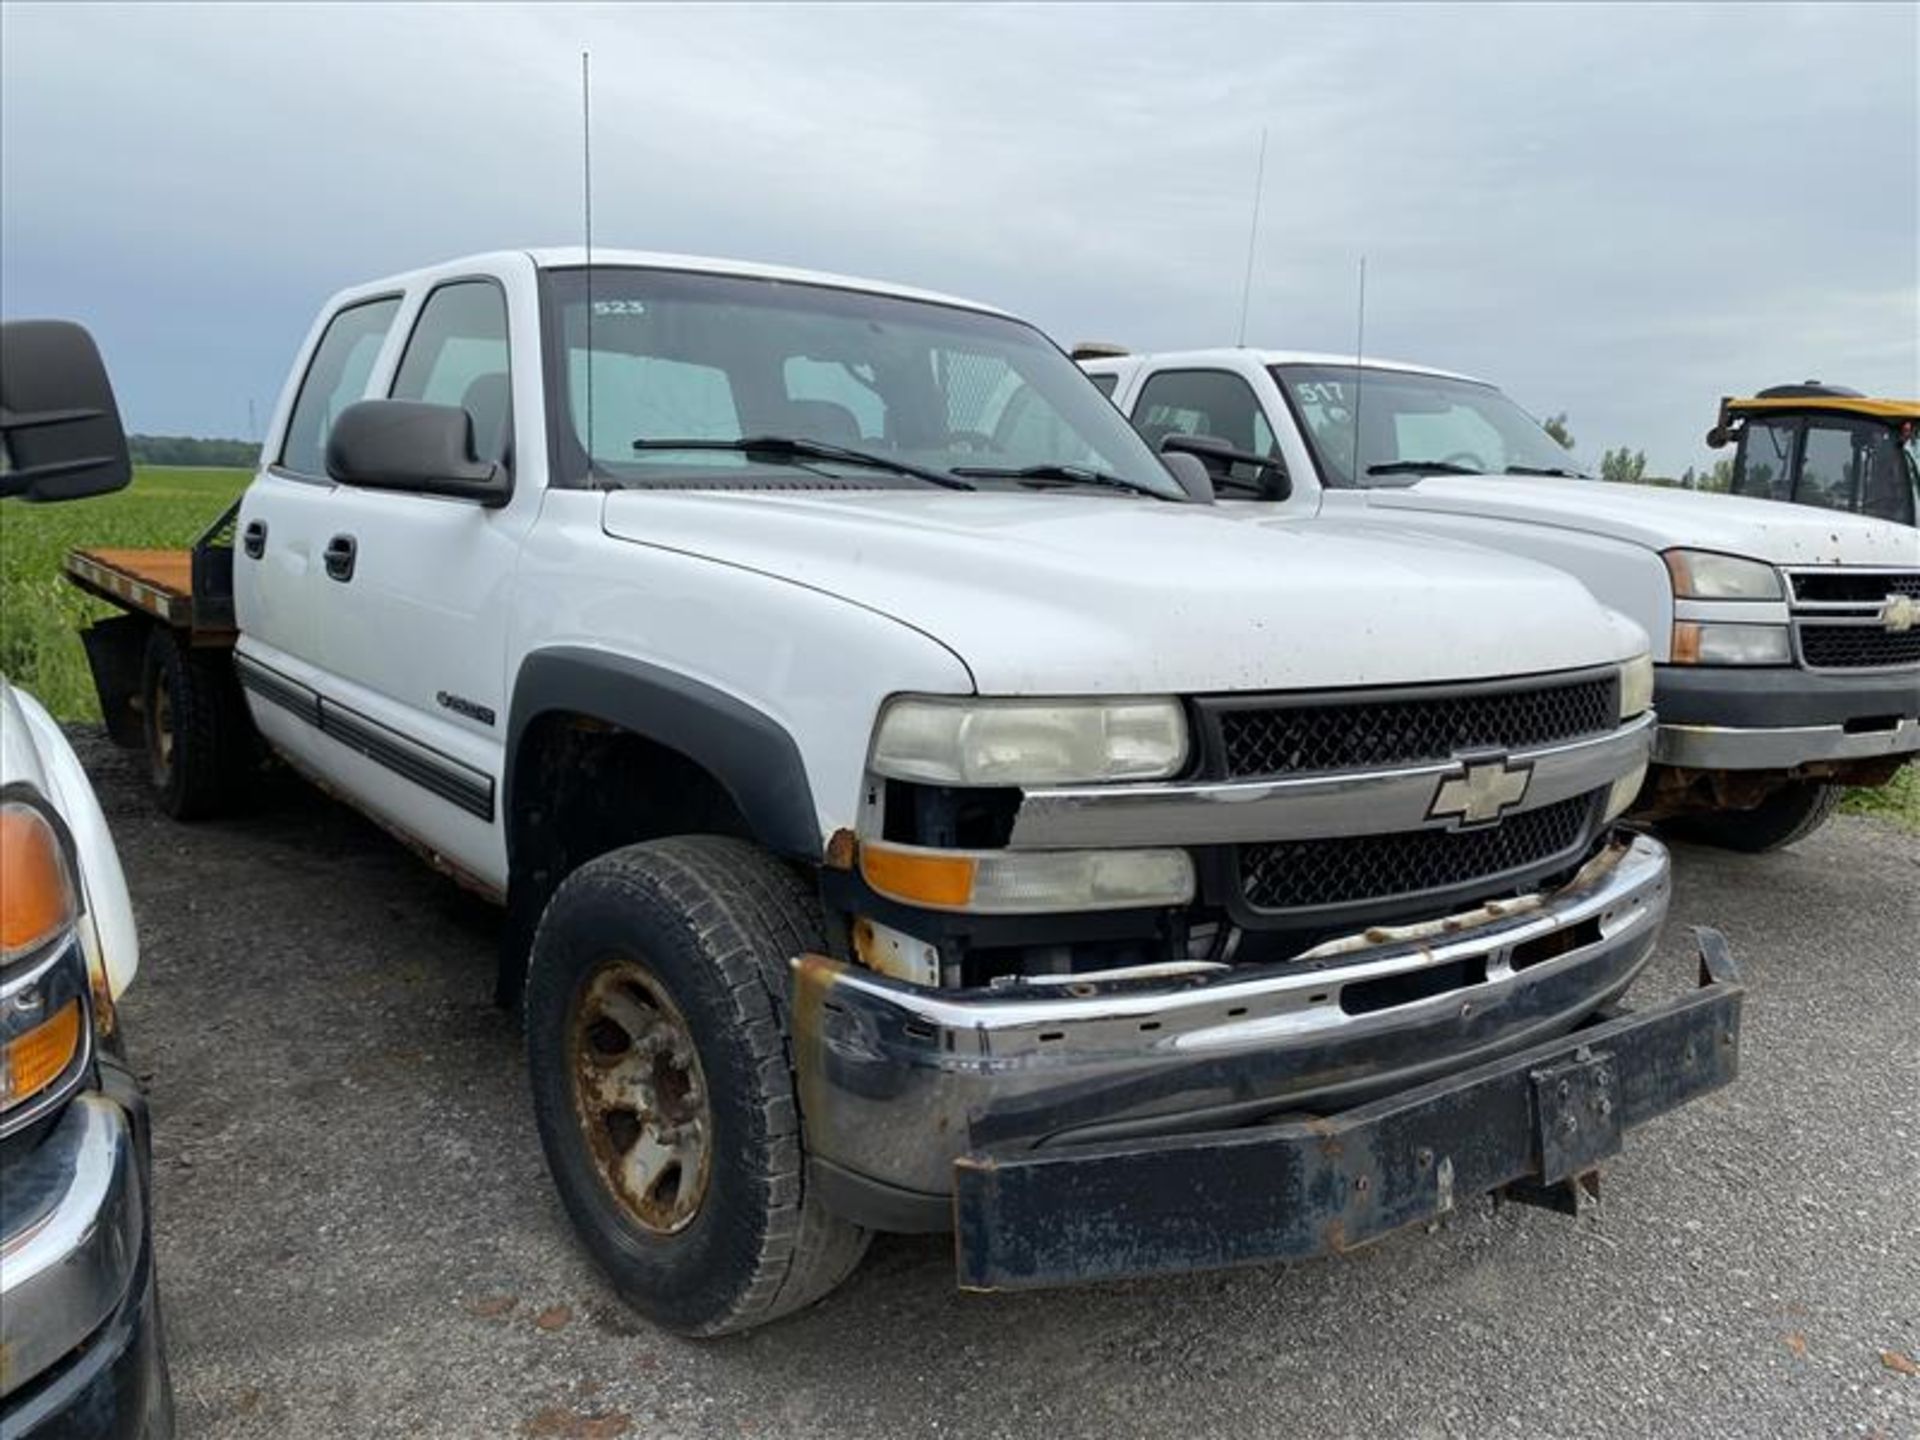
(236, 652), (494, 821)
(1008, 715), (1654, 849)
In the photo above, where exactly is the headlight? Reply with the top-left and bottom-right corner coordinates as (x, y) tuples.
(871, 697), (1188, 786)
(1671, 622), (1792, 666)
(1663, 549), (1782, 600)
(1603, 759), (1649, 822)
(1618, 653), (1655, 718)
(0, 800), (88, 1121)
(861, 840), (1195, 913)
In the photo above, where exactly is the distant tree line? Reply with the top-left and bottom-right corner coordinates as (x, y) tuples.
(128, 434), (258, 468)
(1546, 411), (1732, 492)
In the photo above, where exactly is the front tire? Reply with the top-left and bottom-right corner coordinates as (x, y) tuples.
(1665, 780), (1843, 853)
(524, 836), (869, 1336)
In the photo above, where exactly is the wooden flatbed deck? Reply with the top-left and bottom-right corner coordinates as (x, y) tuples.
(65, 546), (232, 637)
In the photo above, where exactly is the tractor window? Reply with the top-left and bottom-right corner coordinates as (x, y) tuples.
(1731, 417), (1795, 502)
(1794, 422), (1858, 514)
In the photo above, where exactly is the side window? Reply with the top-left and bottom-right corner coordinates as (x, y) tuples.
(1132, 370), (1278, 457)
(278, 298), (401, 477)
(1087, 373), (1120, 398)
(391, 281), (512, 466)
(1733, 417), (1796, 501)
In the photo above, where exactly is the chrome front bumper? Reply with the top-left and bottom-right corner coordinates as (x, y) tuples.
(795, 830), (1671, 1204)
(1654, 715), (1920, 770)
(0, 1094), (146, 1401)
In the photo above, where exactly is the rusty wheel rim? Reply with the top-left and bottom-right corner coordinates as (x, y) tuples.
(149, 673), (175, 785)
(568, 960), (712, 1236)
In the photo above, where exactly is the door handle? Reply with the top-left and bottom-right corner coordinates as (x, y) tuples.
(242, 520), (267, 559)
(323, 534), (357, 583)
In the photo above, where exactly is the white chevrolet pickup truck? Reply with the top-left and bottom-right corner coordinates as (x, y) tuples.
(1082, 350), (1920, 850)
(64, 252), (1743, 1335)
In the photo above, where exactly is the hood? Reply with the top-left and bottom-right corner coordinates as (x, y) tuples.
(600, 490), (1645, 694)
(1358, 475), (1920, 567)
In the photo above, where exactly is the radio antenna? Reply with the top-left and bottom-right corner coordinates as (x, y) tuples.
(1235, 127), (1268, 348)
(581, 50), (595, 465)
(1350, 255), (1367, 483)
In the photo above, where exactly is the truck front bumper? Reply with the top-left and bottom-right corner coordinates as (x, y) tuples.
(952, 929), (1741, 1290)
(0, 1090), (172, 1440)
(1651, 664), (1920, 771)
(795, 830), (1673, 1221)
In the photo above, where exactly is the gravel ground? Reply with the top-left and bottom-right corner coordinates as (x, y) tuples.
(72, 730), (1918, 1440)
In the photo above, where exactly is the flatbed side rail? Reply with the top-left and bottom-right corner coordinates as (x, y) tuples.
(953, 927), (1743, 1292)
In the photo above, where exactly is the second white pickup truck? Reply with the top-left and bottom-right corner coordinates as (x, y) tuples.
(64, 252), (1743, 1333)
(1083, 349), (1920, 850)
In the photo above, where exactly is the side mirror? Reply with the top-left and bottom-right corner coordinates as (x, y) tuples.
(0, 320), (133, 502)
(1160, 450), (1215, 503)
(326, 400), (509, 506)
(1159, 432), (1291, 501)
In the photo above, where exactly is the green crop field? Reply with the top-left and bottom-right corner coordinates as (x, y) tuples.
(1, 463), (1914, 832)
(1, 466), (249, 720)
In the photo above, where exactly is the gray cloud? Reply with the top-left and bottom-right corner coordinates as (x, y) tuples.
(3, 1), (1914, 473)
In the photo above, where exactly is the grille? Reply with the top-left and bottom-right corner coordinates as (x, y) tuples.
(1789, 570), (1920, 605)
(1797, 625), (1920, 670)
(1215, 676), (1615, 779)
(1239, 793), (1596, 912)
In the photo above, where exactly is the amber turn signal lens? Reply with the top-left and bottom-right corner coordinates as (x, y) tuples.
(0, 803), (77, 963)
(860, 843), (977, 909)
(0, 998), (82, 1112)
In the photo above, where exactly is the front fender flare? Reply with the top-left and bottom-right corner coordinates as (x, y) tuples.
(504, 647), (822, 861)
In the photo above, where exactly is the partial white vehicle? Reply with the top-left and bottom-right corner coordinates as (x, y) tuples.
(1, 321), (173, 1439)
(62, 253), (1742, 1333)
(1082, 349), (1920, 850)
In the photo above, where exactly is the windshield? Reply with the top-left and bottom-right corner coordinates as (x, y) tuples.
(1272, 364), (1586, 487)
(542, 267), (1181, 497)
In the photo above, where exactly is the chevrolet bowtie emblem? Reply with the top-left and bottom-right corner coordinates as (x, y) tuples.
(1429, 757), (1533, 827)
(1881, 593), (1920, 634)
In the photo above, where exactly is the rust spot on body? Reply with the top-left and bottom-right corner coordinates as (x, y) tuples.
(825, 828), (858, 870)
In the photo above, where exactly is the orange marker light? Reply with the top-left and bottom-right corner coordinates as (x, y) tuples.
(860, 843), (977, 910)
(0, 998), (83, 1111)
(1670, 622), (1702, 665)
(0, 804), (76, 962)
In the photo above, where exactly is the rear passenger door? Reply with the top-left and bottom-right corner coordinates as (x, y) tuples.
(305, 274), (537, 885)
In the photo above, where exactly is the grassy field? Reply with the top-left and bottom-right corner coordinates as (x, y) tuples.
(1, 466), (248, 720)
(3, 464), (1915, 832)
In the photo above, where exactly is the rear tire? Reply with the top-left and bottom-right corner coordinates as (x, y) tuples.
(141, 628), (246, 821)
(1665, 780), (1843, 853)
(524, 835), (869, 1336)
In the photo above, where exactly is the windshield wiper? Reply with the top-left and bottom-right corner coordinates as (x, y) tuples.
(1504, 464), (1589, 479)
(948, 463), (1170, 499)
(1365, 460), (1483, 477)
(630, 435), (974, 491)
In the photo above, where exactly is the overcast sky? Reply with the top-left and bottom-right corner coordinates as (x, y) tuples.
(3, 2), (1914, 473)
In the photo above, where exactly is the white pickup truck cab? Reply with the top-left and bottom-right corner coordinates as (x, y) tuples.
(69, 253), (1745, 1333)
(1082, 350), (1920, 850)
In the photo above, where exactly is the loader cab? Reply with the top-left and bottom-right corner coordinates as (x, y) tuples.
(1709, 385), (1919, 526)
